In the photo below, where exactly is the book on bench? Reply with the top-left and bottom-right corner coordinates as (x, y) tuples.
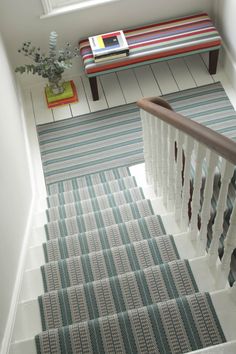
(89, 30), (129, 62)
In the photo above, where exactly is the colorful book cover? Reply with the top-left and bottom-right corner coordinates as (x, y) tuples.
(89, 30), (129, 58)
(45, 80), (78, 108)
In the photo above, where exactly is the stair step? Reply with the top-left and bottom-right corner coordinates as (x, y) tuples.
(46, 187), (145, 221)
(39, 259), (198, 330)
(35, 292), (226, 354)
(43, 215), (166, 262)
(47, 166), (131, 195)
(41, 235), (179, 292)
(45, 199), (155, 239)
(47, 176), (137, 207)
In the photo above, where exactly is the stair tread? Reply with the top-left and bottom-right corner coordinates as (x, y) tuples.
(41, 235), (180, 292)
(46, 187), (145, 221)
(47, 166), (131, 195)
(47, 175), (136, 206)
(35, 292), (226, 354)
(45, 199), (154, 239)
(43, 215), (166, 262)
(39, 259), (198, 330)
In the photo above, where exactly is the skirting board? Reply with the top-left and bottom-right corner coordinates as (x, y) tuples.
(0, 197), (35, 354)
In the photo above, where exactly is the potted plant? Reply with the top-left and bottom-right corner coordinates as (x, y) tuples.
(15, 32), (80, 95)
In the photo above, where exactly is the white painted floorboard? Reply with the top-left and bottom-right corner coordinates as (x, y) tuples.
(168, 57), (197, 90)
(151, 61), (179, 94)
(134, 65), (161, 97)
(81, 75), (108, 112)
(100, 72), (126, 107)
(184, 54), (214, 86)
(27, 54), (221, 125)
(70, 76), (90, 116)
(117, 69), (143, 103)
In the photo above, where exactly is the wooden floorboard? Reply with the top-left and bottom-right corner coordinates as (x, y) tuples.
(117, 69), (143, 103)
(100, 73), (125, 107)
(134, 65), (161, 97)
(168, 58), (197, 90)
(151, 61), (179, 95)
(70, 76), (90, 117)
(82, 75), (108, 112)
(27, 55), (225, 125)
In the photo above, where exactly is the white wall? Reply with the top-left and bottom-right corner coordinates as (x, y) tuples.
(0, 0), (213, 78)
(216, 0), (236, 62)
(215, 0), (236, 90)
(0, 34), (33, 351)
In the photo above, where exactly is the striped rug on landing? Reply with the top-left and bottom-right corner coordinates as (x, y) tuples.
(37, 82), (236, 186)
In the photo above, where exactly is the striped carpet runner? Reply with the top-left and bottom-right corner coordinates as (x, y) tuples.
(37, 82), (236, 186)
(36, 294), (225, 354)
(39, 259), (198, 330)
(35, 166), (226, 353)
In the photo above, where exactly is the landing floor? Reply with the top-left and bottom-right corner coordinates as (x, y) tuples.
(24, 53), (236, 125)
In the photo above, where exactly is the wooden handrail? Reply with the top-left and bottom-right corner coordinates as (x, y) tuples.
(137, 96), (236, 165)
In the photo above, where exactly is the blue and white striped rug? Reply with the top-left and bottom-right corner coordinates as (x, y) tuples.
(37, 82), (236, 186)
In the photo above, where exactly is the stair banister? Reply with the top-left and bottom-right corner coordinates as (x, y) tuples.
(137, 97), (236, 165)
(137, 96), (236, 284)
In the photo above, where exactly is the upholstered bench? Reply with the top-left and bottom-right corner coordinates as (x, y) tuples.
(79, 13), (221, 101)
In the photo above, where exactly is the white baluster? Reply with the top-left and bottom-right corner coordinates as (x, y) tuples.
(150, 117), (158, 195)
(208, 159), (235, 266)
(140, 109), (152, 184)
(198, 150), (218, 252)
(155, 118), (163, 194)
(230, 281), (236, 303)
(180, 135), (194, 231)
(190, 143), (206, 241)
(161, 122), (168, 208)
(175, 131), (184, 225)
(167, 126), (176, 211)
(220, 201), (236, 275)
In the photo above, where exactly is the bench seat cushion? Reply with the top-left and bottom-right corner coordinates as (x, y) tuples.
(79, 13), (221, 77)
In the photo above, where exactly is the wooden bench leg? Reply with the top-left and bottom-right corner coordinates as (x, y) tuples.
(89, 77), (99, 101)
(209, 49), (219, 75)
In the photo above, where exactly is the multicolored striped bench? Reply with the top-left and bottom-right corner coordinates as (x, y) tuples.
(79, 13), (221, 101)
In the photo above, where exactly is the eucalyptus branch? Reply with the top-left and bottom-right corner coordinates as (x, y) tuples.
(15, 32), (80, 89)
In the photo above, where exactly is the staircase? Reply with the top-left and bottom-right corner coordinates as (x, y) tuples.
(10, 82), (236, 352)
(10, 162), (236, 353)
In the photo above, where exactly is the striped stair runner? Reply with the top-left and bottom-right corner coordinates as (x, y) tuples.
(45, 199), (155, 239)
(39, 259), (198, 330)
(43, 215), (166, 262)
(46, 187), (145, 221)
(47, 176), (137, 206)
(41, 236), (179, 292)
(36, 293), (225, 354)
(35, 166), (226, 353)
(47, 166), (131, 195)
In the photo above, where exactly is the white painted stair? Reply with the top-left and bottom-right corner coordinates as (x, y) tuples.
(9, 163), (236, 353)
